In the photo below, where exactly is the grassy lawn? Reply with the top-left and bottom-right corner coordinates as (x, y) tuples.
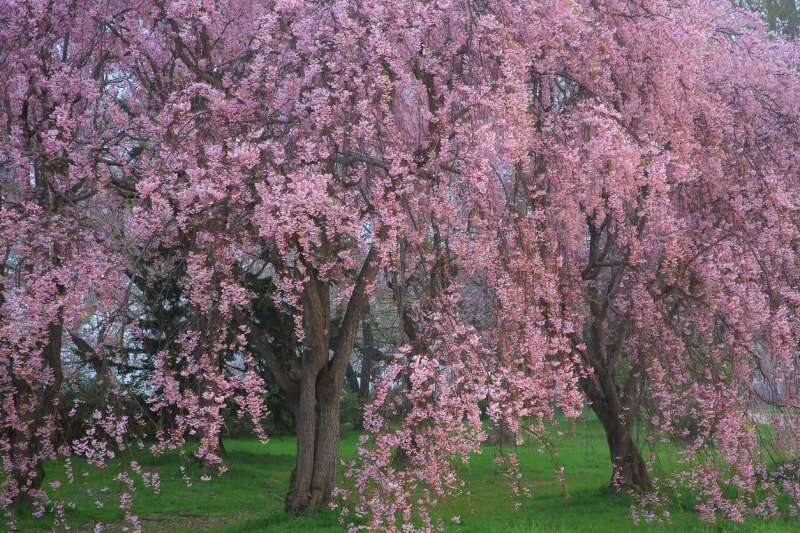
(9, 414), (799, 532)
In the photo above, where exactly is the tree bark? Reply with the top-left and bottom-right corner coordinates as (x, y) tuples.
(581, 369), (650, 492)
(243, 244), (380, 515)
(308, 372), (342, 509)
(358, 314), (378, 400)
(577, 213), (650, 492)
(285, 376), (320, 513)
(284, 370), (344, 513)
(10, 316), (64, 507)
(601, 413), (649, 492)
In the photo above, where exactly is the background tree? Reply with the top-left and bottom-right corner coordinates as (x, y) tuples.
(736, 0), (798, 37)
(346, 0), (800, 529)
(0, 0), (135, 511)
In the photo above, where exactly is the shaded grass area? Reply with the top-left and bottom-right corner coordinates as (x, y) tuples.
(10, 414), (799, 532)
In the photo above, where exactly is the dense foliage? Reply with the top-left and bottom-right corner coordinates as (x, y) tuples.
(2, 1), (800, 531)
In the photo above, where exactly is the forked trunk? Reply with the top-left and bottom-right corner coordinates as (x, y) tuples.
(244, 246), (379, 515)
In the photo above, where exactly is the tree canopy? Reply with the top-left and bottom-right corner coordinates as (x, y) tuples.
(2, 1), (800, 531)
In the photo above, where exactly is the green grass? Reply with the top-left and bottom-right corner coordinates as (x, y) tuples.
(9, 414), (799, 532)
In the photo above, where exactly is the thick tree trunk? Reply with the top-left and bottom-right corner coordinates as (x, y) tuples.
(243, 245), (380, 516)
(582, 371), (650, 492)
(285, 373), (342, 514)
(578, 220), (650, 493)
(594, 401), (650, 491)
(286, 377), (318, 513)
(308, 374), (342, 509)
(10, 317), (63, 507)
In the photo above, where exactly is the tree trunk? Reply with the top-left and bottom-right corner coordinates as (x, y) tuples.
(285, 373), (342, 514)
(583, 373), (650, 492)
(358, 316), (377, 400)
(243, 245), (380, 515)
(487, 419), (517, 445)
(308, 373), (342, 509)
(285, 377), (318, 513)
(10, 317), (63, 507)
(601, 413), (650, 492)
(578, 223), (650, 493)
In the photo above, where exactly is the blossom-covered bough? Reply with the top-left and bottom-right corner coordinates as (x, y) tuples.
(1, 0), (800, 532)
(0, 0), (139, 525)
